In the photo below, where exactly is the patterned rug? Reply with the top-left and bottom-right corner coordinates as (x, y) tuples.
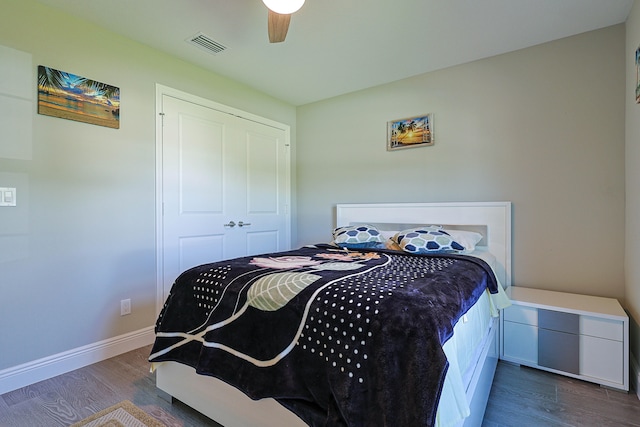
(70, 400), (167, 427)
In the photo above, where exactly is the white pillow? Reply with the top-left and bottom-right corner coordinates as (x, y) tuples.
(443, 229), (483, 252)
(379, 229), (398, 241)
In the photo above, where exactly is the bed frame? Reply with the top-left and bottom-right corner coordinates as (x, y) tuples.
(155, 201), (512, 426)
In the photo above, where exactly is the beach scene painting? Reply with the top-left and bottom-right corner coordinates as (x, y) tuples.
(387, 114), (433, 151)
(37, 65), (120, 129)
(636, 45), (640, 104)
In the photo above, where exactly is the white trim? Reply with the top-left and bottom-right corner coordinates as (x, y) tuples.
(631, 351), (640, 400)
(0, 326), (155, 395)
(155, 84), (165, 318)
(155, 84), (290, 131)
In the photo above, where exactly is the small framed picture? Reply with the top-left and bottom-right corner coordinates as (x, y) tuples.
(636, 45), (640, 104)
(387, 114), (433, 151)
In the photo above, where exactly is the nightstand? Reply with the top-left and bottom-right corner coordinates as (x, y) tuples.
(500, 286), (629, 391)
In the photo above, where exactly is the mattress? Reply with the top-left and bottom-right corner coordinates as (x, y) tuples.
(435, 248), (509, 426)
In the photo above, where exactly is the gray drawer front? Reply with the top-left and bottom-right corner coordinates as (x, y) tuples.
(538, 328), (579, 374)
(539, 309), (579, 334)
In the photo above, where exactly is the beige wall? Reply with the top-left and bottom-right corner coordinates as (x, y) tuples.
(297, 26), (626, 300)
(626, 0), (640, 385)
(0, 0), (296, 370)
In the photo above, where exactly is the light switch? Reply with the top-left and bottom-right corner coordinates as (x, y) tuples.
(0, 187), (16, 206)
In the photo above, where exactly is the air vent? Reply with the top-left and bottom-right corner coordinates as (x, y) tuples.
(187, 32), (228, 55)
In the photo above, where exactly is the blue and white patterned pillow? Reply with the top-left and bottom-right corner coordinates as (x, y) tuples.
(333, 224), (385, 248)
(392, 226), (465, 254)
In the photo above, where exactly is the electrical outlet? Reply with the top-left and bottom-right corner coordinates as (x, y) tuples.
(120, 299), (131, 316)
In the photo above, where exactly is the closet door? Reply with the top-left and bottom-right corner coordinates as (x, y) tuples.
(160, 94), (290, 300)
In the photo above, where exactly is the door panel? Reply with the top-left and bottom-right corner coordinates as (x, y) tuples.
(161, 94), (289, 300)
(247, 131), (279, 213)
(240, 120), (289, 258)
(179, 114), (224, 214)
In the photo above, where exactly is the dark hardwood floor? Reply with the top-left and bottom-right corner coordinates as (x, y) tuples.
(1, 345), (639, 426)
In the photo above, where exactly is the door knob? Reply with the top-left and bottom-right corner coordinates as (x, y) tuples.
(224, 221), (236, 227)
(238, 221), (251, 227)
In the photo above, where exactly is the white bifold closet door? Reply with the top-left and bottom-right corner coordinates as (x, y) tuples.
(160, 94), (290, 300)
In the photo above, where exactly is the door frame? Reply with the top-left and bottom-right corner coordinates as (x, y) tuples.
(154, 84), (291, 315)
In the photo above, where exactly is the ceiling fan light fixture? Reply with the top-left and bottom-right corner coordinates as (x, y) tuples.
(262, 0), (305, 15)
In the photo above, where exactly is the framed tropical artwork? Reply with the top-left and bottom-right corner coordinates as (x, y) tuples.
(387, 114), (433, 151)
(37, 65), (120, 129)
(636, 45), (640, 104)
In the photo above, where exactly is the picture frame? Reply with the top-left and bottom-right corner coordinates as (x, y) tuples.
(387, 114), (433, 151)
(37, 65), (120, 129)
(636, 45), (640, 104)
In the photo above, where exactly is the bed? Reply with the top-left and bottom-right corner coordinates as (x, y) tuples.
(150, 201), (512, 426)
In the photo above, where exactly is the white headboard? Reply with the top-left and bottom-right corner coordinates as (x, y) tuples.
(335, 202), (512, 287)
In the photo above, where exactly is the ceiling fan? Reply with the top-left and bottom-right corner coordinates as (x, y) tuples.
(262, 0), (305, 43)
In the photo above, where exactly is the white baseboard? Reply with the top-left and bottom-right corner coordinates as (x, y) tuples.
(0, 326), (155, 395)
(632, 352), (640, 400)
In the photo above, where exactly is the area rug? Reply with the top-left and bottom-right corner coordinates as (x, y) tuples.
(70, 400), (167, 427)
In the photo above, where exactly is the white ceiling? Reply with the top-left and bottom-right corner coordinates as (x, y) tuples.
(35, 0), (633, 106)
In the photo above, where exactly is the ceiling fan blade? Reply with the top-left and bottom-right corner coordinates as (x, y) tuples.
(268, 10), (291, 43)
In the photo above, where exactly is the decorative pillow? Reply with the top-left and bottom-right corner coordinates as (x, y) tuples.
(392, 226), (465, 253)
(443, 229), (483, 252)
(332, 224), (385, 248)
(390, 225), (442, 244)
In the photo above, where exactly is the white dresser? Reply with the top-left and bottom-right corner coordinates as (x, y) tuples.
(500, 286), (629, 391)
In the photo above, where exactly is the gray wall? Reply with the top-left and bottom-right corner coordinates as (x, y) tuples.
(1, 0), (636, 389)
(625, 0), (640, 386)
(0, 0), (296, 370)
(297, 25), (626, 301)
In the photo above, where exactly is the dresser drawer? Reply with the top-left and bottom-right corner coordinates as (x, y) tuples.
(580, 335), (624, 384)
(539, 309), (579, 334)
(538, 328), (579, 374)
(580, 315), (623, 341)
(503, 320), (538, 365)
(503, 304), (537, 326)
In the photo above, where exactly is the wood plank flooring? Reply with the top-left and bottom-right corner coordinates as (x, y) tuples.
(1, 345), (638, 426)
(483, 361), (640, 427)
(0, 345), (218, 427)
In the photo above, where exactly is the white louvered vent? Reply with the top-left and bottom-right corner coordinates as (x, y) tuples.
(187, 32), (228, 55)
